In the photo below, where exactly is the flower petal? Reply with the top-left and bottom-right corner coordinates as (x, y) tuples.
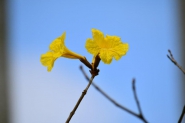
(49, 32), (66, 55)
(111, 43), (129, 60)
(85, 38), (100, 56)
(99, 49), (113, 64)
(92, 29), (104, 46)
(40, 52), (57, 71)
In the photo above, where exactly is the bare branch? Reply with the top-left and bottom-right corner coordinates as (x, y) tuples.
(80, 65), (148, 123)
(132, 79), (148, 123)
(66, 75), (95, 123)
(167, 49), (185, 74)
(178, 105), (185, 123)
(167, 50), (185, 122)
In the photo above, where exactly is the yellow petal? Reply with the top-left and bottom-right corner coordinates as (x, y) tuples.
(110, 43), (129, 60)
(85, 38), (100, 56)
(40, 52), (57, 71)
(99, 49), (113, 64)
(104, 35), (122, 48)
(49, 32), (66, 58)
(92, 29), (104, 46)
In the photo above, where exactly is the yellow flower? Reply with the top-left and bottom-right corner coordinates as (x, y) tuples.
(85, 29), (129, 64)
(40, 32), (86, 71)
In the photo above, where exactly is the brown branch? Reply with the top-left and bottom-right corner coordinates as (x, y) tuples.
(167, 49), (185, 74)
(80, 65), (148, 123)
(66, 75), (95, 123)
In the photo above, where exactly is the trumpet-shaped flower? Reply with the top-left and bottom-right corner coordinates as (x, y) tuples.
(85, 29), (129, 64)
(40, 32), (85, 71)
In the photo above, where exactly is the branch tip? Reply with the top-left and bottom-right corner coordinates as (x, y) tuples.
(167, 49), (185, 74)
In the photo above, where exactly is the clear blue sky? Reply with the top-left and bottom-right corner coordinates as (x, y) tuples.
(7, 0), (184, 123)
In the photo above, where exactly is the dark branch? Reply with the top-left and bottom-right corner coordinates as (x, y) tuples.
(132, 79), (148, 123)
(167, 50), (185, 123)
(80, 65), (148, 123)
(178, 105), (185, 123)
(167, 50), (185, 74)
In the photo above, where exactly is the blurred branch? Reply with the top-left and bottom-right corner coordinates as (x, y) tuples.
(178, 105), (185, 123)
(80, 65), (148, 123)
(167, 50), (185, 122)
(167, 49), (185, 74)
(132, 79), (148, 123)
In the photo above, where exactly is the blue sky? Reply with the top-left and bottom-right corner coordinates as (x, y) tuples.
(7, 0), (184, 123)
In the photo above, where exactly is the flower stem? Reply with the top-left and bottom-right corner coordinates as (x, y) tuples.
(65, 75), (95, 123)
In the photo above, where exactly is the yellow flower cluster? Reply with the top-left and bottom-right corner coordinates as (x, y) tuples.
(40, 29), (129, 71)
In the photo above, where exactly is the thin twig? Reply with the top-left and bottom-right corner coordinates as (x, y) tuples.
(178, 105), (185, 123)
(167, 49), (185, 74)
(167, 49), (185, 122)
(66, 75), (95, 123)
(80, 65), (148, 123)
(132, 78), (148, 123)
